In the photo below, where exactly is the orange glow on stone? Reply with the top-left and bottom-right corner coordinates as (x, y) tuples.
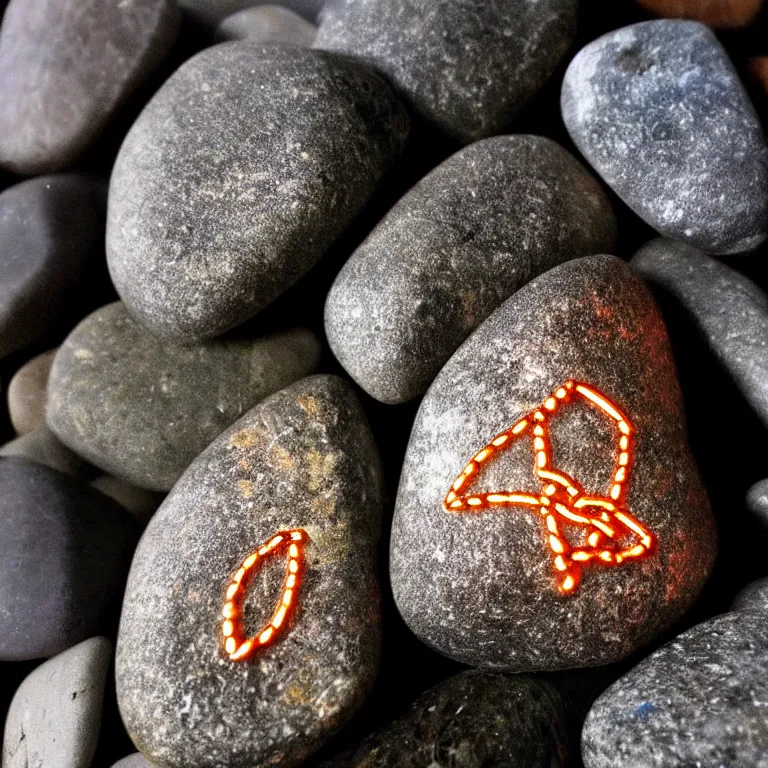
(442, 380), (656, 594)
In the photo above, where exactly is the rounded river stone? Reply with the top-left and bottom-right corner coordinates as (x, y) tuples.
(7, 348), (56, 435)
(325, 135), (617, 404)
(0, 426), (92, 478)
(107, 43), (409, 342)
(116, 375), (384, 768)
(314, 0), (577, 144)
(732, 577), (768, 612)
(582, 612), (768, 767)
(747, 478), (768, 529)
(0, 0), (180, 175)
(179, 0), (325, 24)
(562, 20), (768, 255)
(390, 255), (716, 671)
(216, 6), (317, 45)
(47, 302), (321, 491)
(636, 0), (763, 28)
(91, 475), (164, 527)
(111, 755), (154, 768)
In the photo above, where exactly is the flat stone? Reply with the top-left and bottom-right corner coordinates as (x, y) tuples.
(314, 0), (577, 143)
(325, 135), (617, 404)
(631, 238), (768, 429)
(0, 426), (91, 478)
(732, 577), (768, 612)
(0, 458), (136, 661)
(216, 6), (317, 45)
(179, 0), (325, 24)
(562, 20), (768, 255)
(747, 478), (768, 529)
(0, 175), (105, 358)
(91, 475), (164, 527)
(107, 44), (408, 342)
(0, 0), (179, 174)
(2, 637), (112, 768)
(47, 302), (321, 491)
(7, 348), (56, 435)
(582, 612), (768, 767)
(636, 0), (763, 28)
(116, 375), (384, 767)
(390, 255), (715, 671)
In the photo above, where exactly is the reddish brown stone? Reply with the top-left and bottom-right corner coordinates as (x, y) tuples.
(637, 0), (762, 28)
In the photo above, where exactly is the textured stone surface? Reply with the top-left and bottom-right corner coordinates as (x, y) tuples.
(390, 255), (715, 671)
(631, 238), (768, 428)
(562, 20), (768, 255)
(325, 135), (616, 404)
(314, 0), (577, 143)
(111, 755), (154, 768)
(582, 612), (768, 767)
(637, 0), (763, 28)
(0, 0), (179, 175)
(2, 637), (112, 768)
(107, 44), (408, 342)
(7, 348), (56, 435)
(0, 426), (91, 478)
(47, 302), (321, 491)
(341, 671), (570, 767)
(747, 478), (768, 529)
(91, 475), (165, 527)
(0, 175), (105, 358)
(117, 375), (384, 768)
(216, 6), (317, 45)
(732, 577), (768, 612)
(180, 0), (325, 24)
(0, 459), (136, 661)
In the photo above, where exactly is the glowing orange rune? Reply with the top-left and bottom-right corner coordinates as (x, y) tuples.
(221, 529), (308, 661)
(443, 381), (656, 594)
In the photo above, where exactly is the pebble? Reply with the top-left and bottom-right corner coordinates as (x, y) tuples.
(111, 755), (154, 768)
(7, 349), (56, 435)
(116, 375), (384, 767)
(631, 238), (768, 429)
(0, 426), (91, 478)
(91, 475), (165, 527)
(0, 0), (180, 174)
(46, 302), (321, 491)
(180, 0), (324, 24)
(731, 577), (768, 612)
(562, 20), (768, 255)
(747, 478), (768, 528)
(107, 44), (409, 342)
(390, 255), (716, 671)
(2, 637), (112, 768)
(314, 0), (577, 143)
(215, 5), (317, 45)
(325, 135), (617, 404)
(0, 175), (105, 358)
(636, 0), (763, 28)
(582, 611), (768, 767)
(0, 458), (136, 661)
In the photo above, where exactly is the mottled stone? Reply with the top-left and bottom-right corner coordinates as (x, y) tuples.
(111, 755), (154, 768)
(0, 426), (91, 478)
(562, 20), (768, 254)
(2, 637), (112, 768)
(314, 0), (577, 143)
(7, 349), (55, 435)
(637, 0), (763, 28)
(325, 135), (616, 404)
(631, 238), (768, 428)
(47, 302), (321, 491)
(747, 478), (768, 529)
(342, 671), (570, 767)
(91, 475), (164, 527)
(216, 6), (317, 45)
(0, 0), (179, 174)
(0, 176), (105, 358)
(391, 255), (715, 671)
(732, 577), (768, 612)
(107, 44), (408, 342)
(180, 0), (325, 24)
(117, 375), (384, 767)
(582, 612), (768, 767)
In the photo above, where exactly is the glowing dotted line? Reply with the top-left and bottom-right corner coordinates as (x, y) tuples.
(443, 381), (656, 594)
(221, 529), (308, 661)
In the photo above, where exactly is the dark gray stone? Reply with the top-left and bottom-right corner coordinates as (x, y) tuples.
(2, 637), (112, 768)
(215, 6), (317, 45)
(582, 612), (768, 767)
(747, 478), (768, 529)
(91, 475), (165, 527)
(47, 302), (321, 491)
(0, 176), (105, 358)
(0, 459), (136, 661)
(7, 348), (56, 435)
(390, 255), (715, 671)
(107, 44), (408, 342)
(342, 671), (570, 767)
(325, 135), (617, 404)
(562, 20), (768, 255)
(0, 0), (179, 175)
(180, 0), (325, 24)
(731, 577), (768, 613)
(116, 375), (384, 768)
(0, 426), (92, 478)
(314, 0), (577, 144)
(631, 238), (768, 428)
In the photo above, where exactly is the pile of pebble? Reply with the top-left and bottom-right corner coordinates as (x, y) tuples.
(1, 0), (768, 766)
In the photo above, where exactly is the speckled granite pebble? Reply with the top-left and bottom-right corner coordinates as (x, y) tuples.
(747, 478), (768, 529)
(0, 426), (91, 478)
(315, 0), (577, 143)
(631, 238), (768, 428)
(582, 612), (768, 767)
(47, 302), (321, 491)
(732, 577), (768, 612)
(391, 255), (715, 671)
(562, 20), (768, 254)
(215, 6), (317, 45)
(107, 44), (408, 341)
(0, 0), (179, 174)
(2, 637), (112, 768)
(325, 135), (616, 403)
(117, 375), (384, 768)
(7, 349), (55, 435)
